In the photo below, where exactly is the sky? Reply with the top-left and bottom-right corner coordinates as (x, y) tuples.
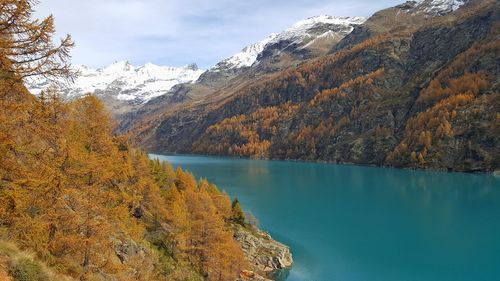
(34, 0), (403, 69)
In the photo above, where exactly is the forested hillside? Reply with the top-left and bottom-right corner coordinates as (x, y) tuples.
(127, 0), (499, 172)
(0, 1), (290, 280)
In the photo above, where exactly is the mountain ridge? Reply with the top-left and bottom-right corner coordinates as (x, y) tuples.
(123, 0), (499, 172)
(27, 61), (204, 117)
(210, 15), (367, 73)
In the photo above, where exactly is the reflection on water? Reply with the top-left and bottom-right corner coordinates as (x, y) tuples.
(151, 154), (500, 281)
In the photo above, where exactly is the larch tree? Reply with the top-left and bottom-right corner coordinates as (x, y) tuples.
(198, 178), (232, 220)
(185, 187), (246, 280)
(0, 0), (74, 197)
(0, 0), (74, 79)
(0, 2), (255, 280)
(0, 0), (74, 259)
(163, 185), (190, 258)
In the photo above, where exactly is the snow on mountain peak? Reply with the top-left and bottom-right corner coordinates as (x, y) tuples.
(271, 15), (366, 46)
(28, 62), (205, 104)
(211, 34), (278, 71)
(211, 15), (366, 72)
(102, 60), (134, 73)
(406, 0), (468, 16)
(289, 15), (366, 31)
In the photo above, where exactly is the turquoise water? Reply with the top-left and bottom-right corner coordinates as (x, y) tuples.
(150, 154), (500, 281)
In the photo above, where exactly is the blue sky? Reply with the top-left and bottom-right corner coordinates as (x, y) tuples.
(34, 0), (403, 69)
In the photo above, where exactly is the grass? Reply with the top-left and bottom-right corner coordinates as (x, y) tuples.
(0, 238), (74, 281)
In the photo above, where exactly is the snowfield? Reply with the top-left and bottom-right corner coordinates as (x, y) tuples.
(28, 61), (204, 104)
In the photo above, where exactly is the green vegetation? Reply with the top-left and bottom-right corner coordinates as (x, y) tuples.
(0, 240), (74, 281)
(9, 258), (50, 281)
(231, 199), (247, 226)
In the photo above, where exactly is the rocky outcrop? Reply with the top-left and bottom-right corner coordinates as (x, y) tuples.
(112, 239), (157, 280)
(234, 226), (293, 279)
(237, 270), (272, 281)
(113, 239), (148, 264)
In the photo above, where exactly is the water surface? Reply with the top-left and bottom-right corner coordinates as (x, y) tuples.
(151, 154), (500, 281)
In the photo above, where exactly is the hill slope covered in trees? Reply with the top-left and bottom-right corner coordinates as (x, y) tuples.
(126, 0), (499, 172)
(0, 1), (291, 280)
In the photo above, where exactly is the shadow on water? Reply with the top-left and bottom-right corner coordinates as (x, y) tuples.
(273, 268), (290, 281)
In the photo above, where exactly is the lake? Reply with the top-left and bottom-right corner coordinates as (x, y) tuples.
(150, 154), (500, 281)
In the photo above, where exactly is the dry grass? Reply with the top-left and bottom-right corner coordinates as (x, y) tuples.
(0, 237), (74, 281)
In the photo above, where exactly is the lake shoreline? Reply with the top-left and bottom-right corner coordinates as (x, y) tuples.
(154, 154), (500, 281)
(149, 152), (497, 175)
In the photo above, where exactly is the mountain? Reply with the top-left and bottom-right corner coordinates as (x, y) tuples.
(27, 61), (204, 117)
(124, 0), (499, 172)
(210, 16), (366, 72)
(118, 15), (367, 132)
(210, 34), (278, 72)
(408, 0), (470, 16)
(28, 15), (365, 120)
(198, 15), (366, 86)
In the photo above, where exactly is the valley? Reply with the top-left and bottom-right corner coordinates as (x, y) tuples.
(1, 0), (498, 280)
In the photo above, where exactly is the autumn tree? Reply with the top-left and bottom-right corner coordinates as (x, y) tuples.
(199, 178), (232, 220)
(149, 158), (175, 189)
(0, 2), (257, 280)
(1, 0), (74, 219)
(162, 185), (190, 258)
(185, 187), (246, 280)
(0, 0), (74, 79)
(0, 0), (75, 262)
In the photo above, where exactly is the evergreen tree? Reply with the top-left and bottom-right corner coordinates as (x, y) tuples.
(231, 198), (246, 226)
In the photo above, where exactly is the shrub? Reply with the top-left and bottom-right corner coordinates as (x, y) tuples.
(9, 258), (50, 281)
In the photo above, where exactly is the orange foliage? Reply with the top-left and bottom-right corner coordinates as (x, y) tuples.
(388, 64), (493, 167)
(310, 68), (385, 105)
(194, 102), (299, 157)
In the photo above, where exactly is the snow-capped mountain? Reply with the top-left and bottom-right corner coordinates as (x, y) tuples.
(401, 0), (469, 16)
(210, 15), (366, 73)
(28, 61), (204, 104)
(270, 15), (366, 46)
(212, 34), (278, 71)
(208, 1), (469, 74)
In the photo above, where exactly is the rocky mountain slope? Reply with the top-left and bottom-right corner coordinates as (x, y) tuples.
(411, 0), (470, 16)
(27, 61), (204, 117)
(118, 15), (367, 133)
(212, 15), (366, 72)
(124, 0), (499, 172)
(198, 15), (366, 86)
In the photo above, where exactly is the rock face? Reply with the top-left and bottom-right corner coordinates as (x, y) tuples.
(113, 239), (148, 264)
(234, 226), (293, 279)
(237, 270), (272, 281)
(112, 239), (157, 280)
